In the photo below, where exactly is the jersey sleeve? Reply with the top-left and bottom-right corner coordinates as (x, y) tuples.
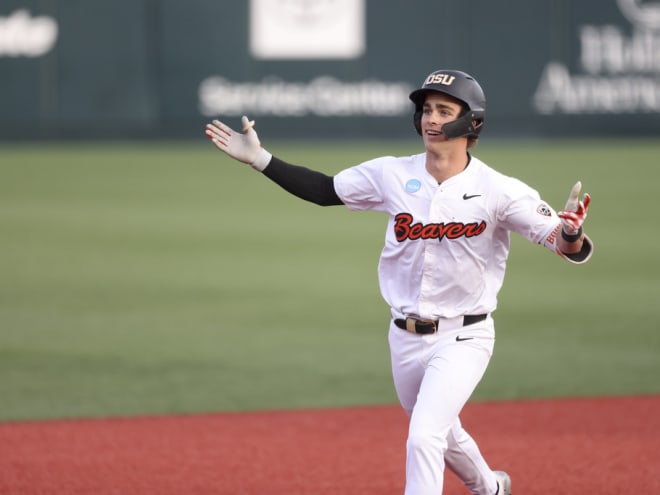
(497, 177), (593, 264)
(333, 157), (389, 212)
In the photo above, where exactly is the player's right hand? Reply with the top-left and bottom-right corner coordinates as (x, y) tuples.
(205, 116), (272, 171)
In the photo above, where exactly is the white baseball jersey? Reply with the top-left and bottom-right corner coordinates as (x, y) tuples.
(333, 152), (589, 321)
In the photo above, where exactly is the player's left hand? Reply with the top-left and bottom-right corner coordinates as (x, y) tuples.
(557, 181), (591, 234)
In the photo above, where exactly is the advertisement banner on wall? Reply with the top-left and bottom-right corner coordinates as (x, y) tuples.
(0, 0), (658, 140)
(196, 0), (660, 138)
(533, 0), (660, 115)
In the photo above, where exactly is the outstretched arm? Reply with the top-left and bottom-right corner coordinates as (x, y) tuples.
(262, 157), (343, 206)
(205, 116), (343, 207)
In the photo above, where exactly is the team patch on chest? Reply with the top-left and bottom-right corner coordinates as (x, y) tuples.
(394, 213), (487, 242)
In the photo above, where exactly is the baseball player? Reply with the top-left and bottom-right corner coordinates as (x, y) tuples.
(205, 69), (593, 495)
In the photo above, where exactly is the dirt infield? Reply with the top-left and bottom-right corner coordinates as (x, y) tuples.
(1, 395), (658, 494)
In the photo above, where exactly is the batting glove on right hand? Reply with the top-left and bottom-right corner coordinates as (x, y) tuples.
(557, 181), (591, 235)
(205, 116), (272, 171)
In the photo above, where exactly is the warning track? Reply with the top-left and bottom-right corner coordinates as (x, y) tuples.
(1, 396), (658, 495)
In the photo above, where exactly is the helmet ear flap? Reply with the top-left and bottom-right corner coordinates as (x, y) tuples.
(441, 110), (485, 139)
(413, 109), (423, 136)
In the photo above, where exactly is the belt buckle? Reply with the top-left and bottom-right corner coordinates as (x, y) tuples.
(407, 318), (437, 334)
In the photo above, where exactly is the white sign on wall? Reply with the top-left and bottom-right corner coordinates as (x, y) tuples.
(249, 0), (365, 59)
(0, 10), (58, 57)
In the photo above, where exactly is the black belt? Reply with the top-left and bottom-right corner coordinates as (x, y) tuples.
(394, 314), (487, 335)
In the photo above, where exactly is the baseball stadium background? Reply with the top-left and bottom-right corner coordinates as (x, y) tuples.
(1, 1), (659, 494)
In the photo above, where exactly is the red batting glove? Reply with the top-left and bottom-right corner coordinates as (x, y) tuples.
(557, 181), (591, 234)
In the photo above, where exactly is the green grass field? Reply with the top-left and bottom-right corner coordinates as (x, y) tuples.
(1, 138), (658, 422)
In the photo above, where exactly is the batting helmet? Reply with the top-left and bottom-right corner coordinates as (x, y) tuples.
(409, 70), (486, 139)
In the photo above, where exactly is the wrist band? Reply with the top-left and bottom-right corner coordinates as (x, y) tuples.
(250, 148), (272, 172)
(561, 226), (583, 242)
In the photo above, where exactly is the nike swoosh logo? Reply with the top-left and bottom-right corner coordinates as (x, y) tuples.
(462, 194), (481, 200)
(455, 336), (474, 342)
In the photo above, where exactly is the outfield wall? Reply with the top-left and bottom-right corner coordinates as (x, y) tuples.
(1, 0), (659, 140)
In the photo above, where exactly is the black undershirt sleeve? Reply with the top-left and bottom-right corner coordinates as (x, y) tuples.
(261, 155), (344, 207)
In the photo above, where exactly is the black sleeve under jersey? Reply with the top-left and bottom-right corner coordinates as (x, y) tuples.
(261, 155), (344, 207)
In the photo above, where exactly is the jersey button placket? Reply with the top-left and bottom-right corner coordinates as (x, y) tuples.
(418, 187), (444, 316)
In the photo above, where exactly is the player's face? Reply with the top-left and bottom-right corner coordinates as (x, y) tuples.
(421, 93), (464, 144)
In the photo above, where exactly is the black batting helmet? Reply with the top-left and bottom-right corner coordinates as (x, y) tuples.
(409, 70), (486, 139)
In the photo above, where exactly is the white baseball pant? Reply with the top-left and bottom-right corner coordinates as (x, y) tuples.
(388, 317), (498, 495)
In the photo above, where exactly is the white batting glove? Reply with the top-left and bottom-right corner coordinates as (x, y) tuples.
(557, 181), (591, 235)
(205, 116), (272, 171)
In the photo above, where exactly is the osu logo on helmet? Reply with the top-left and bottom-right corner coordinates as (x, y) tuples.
(424, 74), (456, 86)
